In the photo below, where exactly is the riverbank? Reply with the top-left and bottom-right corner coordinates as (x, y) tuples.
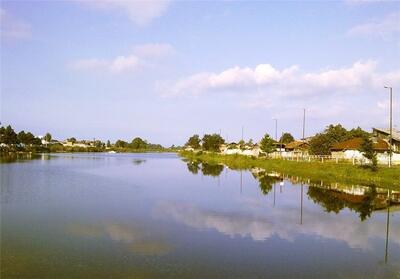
(179, 151), (400, 190)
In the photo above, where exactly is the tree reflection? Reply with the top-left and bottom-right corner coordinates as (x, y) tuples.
(201, 163), (224, 177)
(186, 161), (224, 176)
(307, 186), (377, 221)
(252, 171), (282, 195)
(0, 153), (42, 163)
(186, 160), (201, 174)
(132, 159), (146, 165)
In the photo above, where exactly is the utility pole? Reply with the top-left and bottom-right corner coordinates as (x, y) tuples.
(302, 108), (306, 141)
(273, 118), (278, 142)
(241, 126), (244, 141)
(384, 86), (393, 168)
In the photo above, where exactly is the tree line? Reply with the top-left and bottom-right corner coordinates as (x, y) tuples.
(185, 124), (373, 156)
(0, 125), (172, 153)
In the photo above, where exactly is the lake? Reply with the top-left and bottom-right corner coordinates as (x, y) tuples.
(1, 153), (399, 278)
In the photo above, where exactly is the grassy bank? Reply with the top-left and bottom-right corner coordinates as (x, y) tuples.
(179, 151), (400, 190)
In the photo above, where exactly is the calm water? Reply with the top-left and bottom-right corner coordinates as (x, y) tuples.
(1, 153), (399, 279)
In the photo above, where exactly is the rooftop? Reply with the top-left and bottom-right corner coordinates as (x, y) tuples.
(331, 137), (389, 151)
(373, 127), (400, 142)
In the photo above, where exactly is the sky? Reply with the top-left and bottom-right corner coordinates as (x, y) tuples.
(1, 0), (399, 146)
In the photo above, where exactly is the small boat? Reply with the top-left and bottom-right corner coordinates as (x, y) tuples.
(108, 151), (117, 154)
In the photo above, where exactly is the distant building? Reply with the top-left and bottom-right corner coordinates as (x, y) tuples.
(220, 142), (260, 157)
(330, 137), (400, 164)
(372, 127), (400, 152)
(284, 141), (310, 155)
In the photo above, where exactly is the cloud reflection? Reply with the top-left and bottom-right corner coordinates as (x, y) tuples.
(66, 223), (172, 256)
(156, 201), (400, 251)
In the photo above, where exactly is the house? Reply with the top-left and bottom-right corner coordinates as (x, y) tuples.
(372, 127), (400, 152)
(220, 142), (260, 157)
(284, 141), (310, 154)
(330, 137), (396, 164)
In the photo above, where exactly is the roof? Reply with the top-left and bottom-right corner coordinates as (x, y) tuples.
(373, 127), (400, 142)
(331, 137), (389, 151)
(285, 141), (309, 150)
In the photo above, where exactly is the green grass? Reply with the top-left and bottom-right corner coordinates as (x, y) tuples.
(179, 151), (400, 190)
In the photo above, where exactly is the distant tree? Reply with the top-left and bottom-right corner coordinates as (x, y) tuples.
(130, 137), (148, 149)
(309, 124), (348, 155)
(346, 127), (370, 140)
(359, 136), (377, 170)
(115, 140), (128, 148)
(202, 134), (225, 152)
(238, 139), (245, 150)
(260, 133), (275, 156)
(186, 134), (201, 149)
(44, 133), (52, 142)
(247, 139), (254, 146)
(17, 131), (27, 144)
(0, 125), (18, 144)
(280, 133), (295, 143)
(93, 140), (104, 148)
(106, 140), (111, 148)
(68, 137), (77, 143)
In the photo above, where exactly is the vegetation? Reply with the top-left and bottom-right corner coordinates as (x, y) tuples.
(179, 151), (400, 190)
(201, 134), (225, 152)
(279, 132), (294, 143)
(359, 136), (378, 171)
(309, 124), (370, 155)
(44, 133), (52, 142)
(0, 124), (173, 154)
(260, 133), (275, 156)
(185, 134), (201, 149)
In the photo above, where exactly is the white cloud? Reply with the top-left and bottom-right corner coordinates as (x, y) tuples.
(0, 8), (31, 41)
(70, 43), (173, 74)
(109, 55), (140, 73)
(347, 11), (400, 39)
(132, 43), (175, 58)
(161, 60), (400, 102)
(82, 0), (170, 26)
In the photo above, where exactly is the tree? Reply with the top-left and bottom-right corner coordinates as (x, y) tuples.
(279, 133), (295, 144)
(202, 134), (225, 152)
(186, 134), (201, 149)
(0, 125), (18, 144)
(67, 137), (77, 143)
(17, 131), (27, 144)
(260, 133), (275, 156)
(309, 124), (348, 155)
(106, 140), (111, 148)
(238, 139), (245, 150)
(359, 136), (378, 170)
(347, 127), (370, 140)
(130, 137), (148, 149)
(115, 140), (128, 148)
(309, 124), (370, 155)
(44, 133), (52, 142)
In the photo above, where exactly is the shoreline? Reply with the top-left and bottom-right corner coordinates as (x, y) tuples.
(179, 151), (400, 190)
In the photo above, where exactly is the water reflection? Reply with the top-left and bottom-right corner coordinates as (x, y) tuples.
(2, 154), (399, 278)
(185, 160), (224, 177)
(132, 159), (146, 165)
(180, 160), (400, 266)
(0, 152), (43, 163)
(67, 223), (172, 256)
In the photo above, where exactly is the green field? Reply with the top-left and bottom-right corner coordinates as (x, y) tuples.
(179, 151), (400, 190)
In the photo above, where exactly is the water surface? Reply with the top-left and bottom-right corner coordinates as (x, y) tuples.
(1, 153), (399, 278)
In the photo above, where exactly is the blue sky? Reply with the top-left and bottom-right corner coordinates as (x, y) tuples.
(1, 1), (399, 146)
